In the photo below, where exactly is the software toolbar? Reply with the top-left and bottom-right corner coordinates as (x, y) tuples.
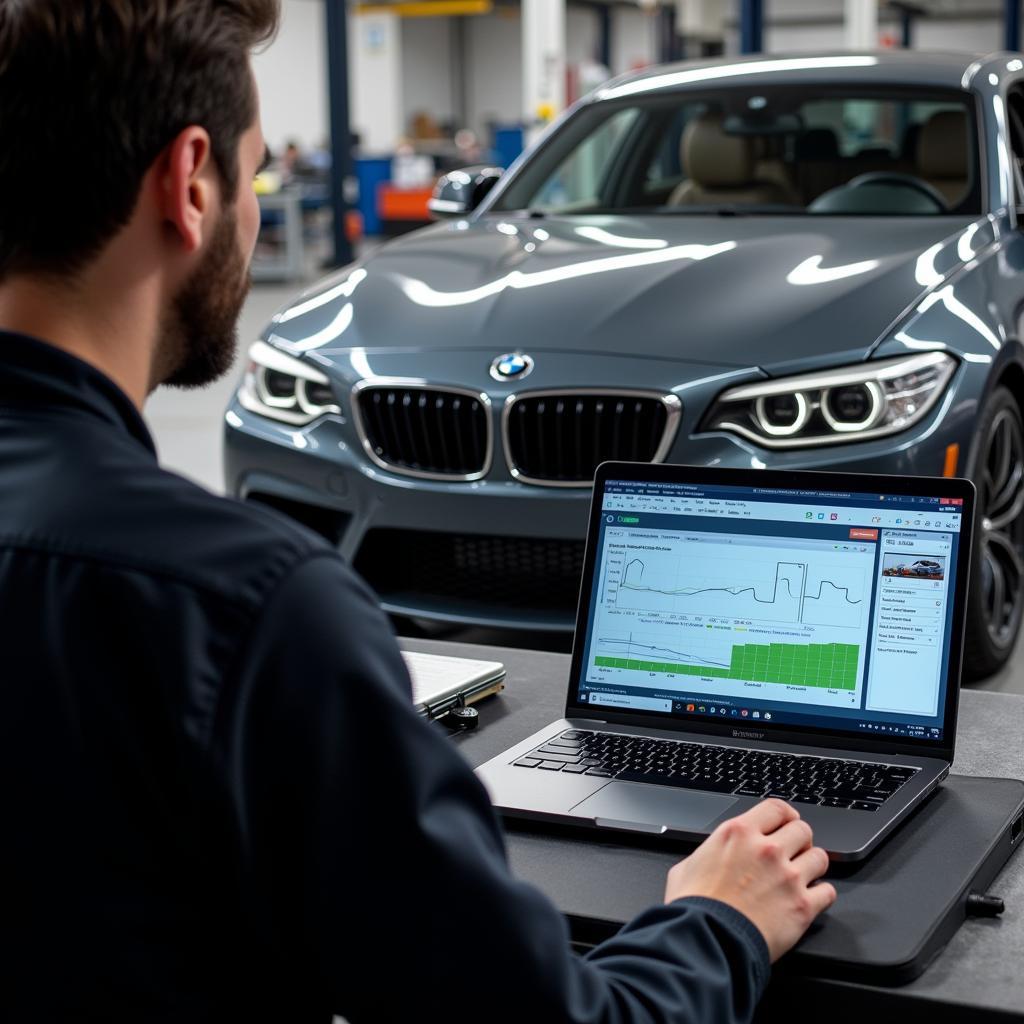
(601, 493), (962, 532)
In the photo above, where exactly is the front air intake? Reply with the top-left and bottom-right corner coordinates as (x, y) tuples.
(503, 391), (681, 486)
(352, 383), (491, 480)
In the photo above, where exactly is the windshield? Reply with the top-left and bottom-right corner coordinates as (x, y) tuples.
(493, 87), (981, 216)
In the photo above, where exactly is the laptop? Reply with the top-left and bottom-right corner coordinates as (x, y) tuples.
(402, 650), (506, 718)
(476, 463), (975, 861)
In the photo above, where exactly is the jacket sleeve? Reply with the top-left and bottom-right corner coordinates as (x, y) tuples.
(217, 552), (770, 1023)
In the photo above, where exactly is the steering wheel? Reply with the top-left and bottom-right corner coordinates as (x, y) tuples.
(845, 172), (948, 212)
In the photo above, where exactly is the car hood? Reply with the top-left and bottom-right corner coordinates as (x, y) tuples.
(268, 214), (983, 373)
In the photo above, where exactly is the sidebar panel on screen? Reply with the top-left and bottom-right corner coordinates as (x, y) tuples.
(865, 529), (954, 718)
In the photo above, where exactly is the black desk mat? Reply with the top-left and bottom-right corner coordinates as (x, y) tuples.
(504, 775), (1024, 985)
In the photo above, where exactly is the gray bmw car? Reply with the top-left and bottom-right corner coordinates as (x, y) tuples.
(225, 49), (1024, 680)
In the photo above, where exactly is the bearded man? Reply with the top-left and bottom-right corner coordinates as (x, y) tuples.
(0, 3), (833, 1020)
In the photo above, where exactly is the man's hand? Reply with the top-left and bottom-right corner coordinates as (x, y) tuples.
(664, 799), (836, 961)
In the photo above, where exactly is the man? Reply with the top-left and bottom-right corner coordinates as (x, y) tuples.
(0, 2), (835, 1020)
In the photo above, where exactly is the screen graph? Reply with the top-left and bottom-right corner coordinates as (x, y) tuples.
(606, 542), (868, 629)
(594, 641), (859, 690)
(588, 528), (874, 709)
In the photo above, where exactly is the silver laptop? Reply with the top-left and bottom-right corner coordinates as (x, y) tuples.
(476, 463), (975, 861)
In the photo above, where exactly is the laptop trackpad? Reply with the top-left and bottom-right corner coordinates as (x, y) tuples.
(573, 782), (738, 834)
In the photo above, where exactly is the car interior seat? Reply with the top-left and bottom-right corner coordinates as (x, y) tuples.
(899, 122), (921, 167)
(668, 113), (797, 206)
(794, 127), (843, 202)
(916, 110), (968, 207)
(752, 134), (799, 199)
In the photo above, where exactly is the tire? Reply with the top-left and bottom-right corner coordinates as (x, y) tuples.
(963, 385), (1024, 681)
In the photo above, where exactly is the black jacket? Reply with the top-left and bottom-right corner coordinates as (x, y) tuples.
(0, 330), (769, 1022)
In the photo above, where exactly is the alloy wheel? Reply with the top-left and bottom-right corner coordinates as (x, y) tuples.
(978, 406), (1024, 650)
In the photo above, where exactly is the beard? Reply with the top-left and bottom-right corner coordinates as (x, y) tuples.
(161, 206), (251, 389)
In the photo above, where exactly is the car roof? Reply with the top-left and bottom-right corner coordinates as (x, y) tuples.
(591, 49), (1014, 101)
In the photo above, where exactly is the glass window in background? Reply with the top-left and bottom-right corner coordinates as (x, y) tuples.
(494, 88), (980, 217)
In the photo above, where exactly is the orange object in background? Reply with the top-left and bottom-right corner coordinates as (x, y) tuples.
(358, 1), (491, 14)
(377, 184), (433, 222)
(943, 443), (960, 477)
(346, 209), (363, 242)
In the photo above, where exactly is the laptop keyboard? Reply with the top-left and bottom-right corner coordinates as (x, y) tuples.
(513, 729), (920, 811)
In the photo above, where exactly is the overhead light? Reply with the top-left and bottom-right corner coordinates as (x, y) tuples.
(598, 56), (878, 101)
(786, 254), (879, 285)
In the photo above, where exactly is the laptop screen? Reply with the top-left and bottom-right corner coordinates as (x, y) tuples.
(574, 472), (970, 745)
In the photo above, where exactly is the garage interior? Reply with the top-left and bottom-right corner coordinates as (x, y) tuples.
(148, 0), (1024, 696)
(6, 0), (1024, 1019)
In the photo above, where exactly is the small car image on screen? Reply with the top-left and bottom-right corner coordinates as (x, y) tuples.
(882, 554), (946, 580)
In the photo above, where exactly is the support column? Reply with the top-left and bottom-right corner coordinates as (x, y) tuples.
(597, 2), (611, 71)
(900, 8), (913, 48)
(659, 4), (680, 64)
(325, 0), (353, 268)
(844, 0), (878, 50)
(522, 0), (566, 143)
(888, 2), (921, 49)
(739, 0), (763, 55)
(348, 7), (403, 154)
(1007, 0), (1021, 52)
(451, 13), (468, 130)
(680, 0), (725, 60)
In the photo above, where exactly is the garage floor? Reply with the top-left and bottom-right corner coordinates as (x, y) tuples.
(144, 282), (1024, 700)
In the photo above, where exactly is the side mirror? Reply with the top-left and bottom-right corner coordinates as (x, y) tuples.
(428, 165), (504, 219)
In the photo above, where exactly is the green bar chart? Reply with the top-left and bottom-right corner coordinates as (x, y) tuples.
(594, 641), (859, 690)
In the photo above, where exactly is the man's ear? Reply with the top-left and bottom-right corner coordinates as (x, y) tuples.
(159, 126), (216, 254)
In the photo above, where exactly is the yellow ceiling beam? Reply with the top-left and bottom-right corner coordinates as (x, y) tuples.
(356, 1), (492, 17)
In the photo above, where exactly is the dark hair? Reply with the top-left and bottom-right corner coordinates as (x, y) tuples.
(0, 0), (279, 280)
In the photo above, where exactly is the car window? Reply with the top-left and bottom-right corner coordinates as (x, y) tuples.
(1005, 85), (1024, 208)
(643, 105), (701, 185)
(493, 86), (981, 217)
(801, 98), (961, 159)
(530, 107), (641, 210)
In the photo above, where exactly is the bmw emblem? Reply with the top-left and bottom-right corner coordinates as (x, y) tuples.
(490, 352), (534, 381)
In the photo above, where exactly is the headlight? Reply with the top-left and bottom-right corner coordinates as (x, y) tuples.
(237, 340), (341, 426)
(700, 352), (957, 449)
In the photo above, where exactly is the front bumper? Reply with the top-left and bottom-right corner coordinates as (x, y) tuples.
(223, 349), (978, 631)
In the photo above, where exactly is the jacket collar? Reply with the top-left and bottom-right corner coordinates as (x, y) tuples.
(0, 329), (156, 457)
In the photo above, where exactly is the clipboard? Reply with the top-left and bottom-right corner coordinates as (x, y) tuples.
(402, 651), (506, 720)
